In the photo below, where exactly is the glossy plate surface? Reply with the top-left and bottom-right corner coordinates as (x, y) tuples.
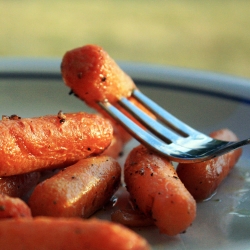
(1, 58), (250, 250)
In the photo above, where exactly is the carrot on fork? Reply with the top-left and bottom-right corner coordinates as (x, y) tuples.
(61, 44), (136, 114)
(0, 111), (113, 176)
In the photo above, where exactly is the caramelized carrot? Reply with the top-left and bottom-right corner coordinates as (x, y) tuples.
(0, 112), (113, 176)
(29, 156), (121, 218)
(0, 172), (40, 197)
(61, 44), (136, 113)
(0, 217), (151, 250)
(176, 128), (242, 200)
(0, 194), (32, 218)
(124, 144), (196, 236)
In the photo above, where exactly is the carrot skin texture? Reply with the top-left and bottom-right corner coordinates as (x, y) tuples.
(0, 112), (113, 176)
(0, 172), (40, 197)
(176, 128), (242, 200)
(0, 217), (151, 250)
(0, 194), (32, 218)
(124, 145), (196, 236)
(29, 156), (121, 218)
(61, 44), (136, 112)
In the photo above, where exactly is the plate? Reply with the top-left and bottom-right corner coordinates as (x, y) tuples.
(1, 58), (250, 250)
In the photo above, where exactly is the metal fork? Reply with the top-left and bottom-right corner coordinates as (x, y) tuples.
(99, 89), (250, 163)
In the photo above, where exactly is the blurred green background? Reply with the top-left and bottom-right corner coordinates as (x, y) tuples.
(1, 0), (250, 78)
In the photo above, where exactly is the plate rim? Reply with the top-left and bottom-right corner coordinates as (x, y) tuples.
(1, 57), (250, 104)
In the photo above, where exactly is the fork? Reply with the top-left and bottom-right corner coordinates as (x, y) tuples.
(99, 89), (250, 163)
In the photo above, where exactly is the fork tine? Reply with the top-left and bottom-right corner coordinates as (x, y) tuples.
(132, 89), (200, 137)
(99, 100), (250, 162)
(98, 101), (197, 161)
(99, 101), (164, 145)
(119, 97), (180, 143)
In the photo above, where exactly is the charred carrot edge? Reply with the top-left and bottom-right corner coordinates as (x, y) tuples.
(29, 156), (121, 218)
(176, 128), (242, 200)
(124, 145), (196, 236)
(0, 217), (151, 250)
(0, 172), (40, 198)
(0, 112), (113, 176)
(0, 194), (32, 219)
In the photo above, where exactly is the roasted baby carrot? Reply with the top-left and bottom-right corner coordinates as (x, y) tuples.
(29, 156), (121, 218)
(61, 44), (136, 113)
(124, 144), (196, 236)
(176, 128), (242, 200)
(0, 217), (151, 250)
(0, 194), (32, 218)
(0, 111), (113, 176)
(0, 172), (40, 198)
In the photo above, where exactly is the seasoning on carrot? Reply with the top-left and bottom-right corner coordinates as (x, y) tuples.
(61, 44), (136, 114)
(0, 111), (113, 176)
(124, 144), (196, 236)
(0, 217), (151, 250)
(29, 156), (121, 218)
(176, 128), (242, 200)
(0, 172), (40, 198)
(0, 194), (32, 219)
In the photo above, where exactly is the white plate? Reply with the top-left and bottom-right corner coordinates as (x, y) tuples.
(1, 58), (250, 250)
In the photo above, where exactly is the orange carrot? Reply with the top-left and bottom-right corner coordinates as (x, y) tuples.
(0, 111), (113, 176)
(124, 144), (196, 236)
(61, 44), (136, 113)
(0, 194), (32, 218)
(0, 172), (40, 197)
(176, 128), (242, 200)
(0, 217), (151, 250)
(29, 156), (121, 218)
